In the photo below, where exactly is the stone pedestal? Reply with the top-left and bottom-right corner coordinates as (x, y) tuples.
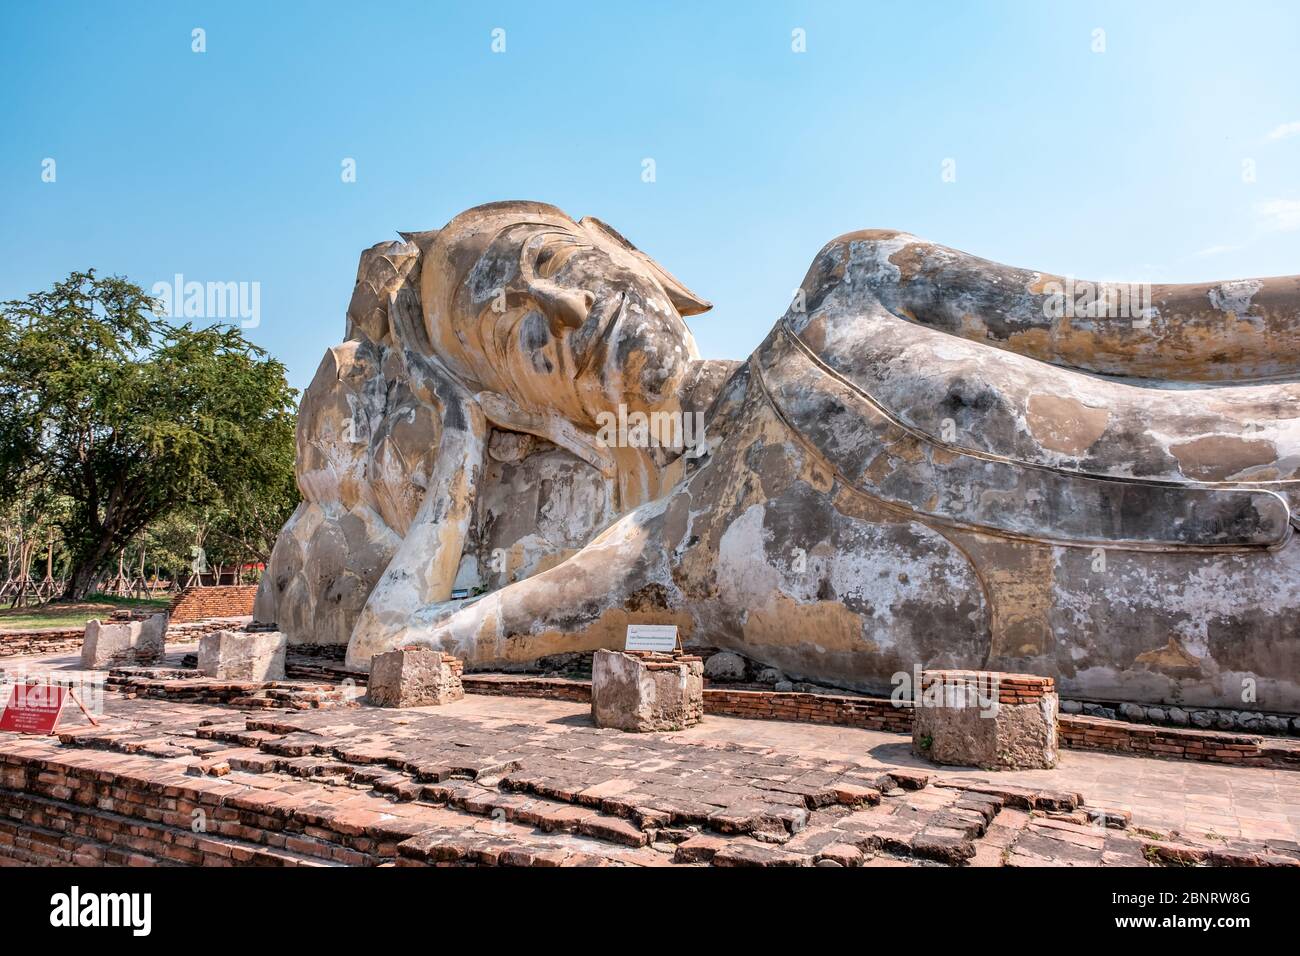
(198, 629), (286, 681)
(591, 649), (704, 732)
(367, 647), (464, 707)
(80, 613), (167, 669)
(912, 670), (1058, 770)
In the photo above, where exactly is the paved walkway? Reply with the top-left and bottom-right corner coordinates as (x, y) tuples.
(5, 650), (1294, 858)
(443, 694), (1300, 845)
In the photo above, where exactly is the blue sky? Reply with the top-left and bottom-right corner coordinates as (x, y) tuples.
(2, 0), (1298, 393)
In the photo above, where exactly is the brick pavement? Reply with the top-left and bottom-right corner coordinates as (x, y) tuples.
(0, 690), (1295, 867)
(2, 643), (1298, 867)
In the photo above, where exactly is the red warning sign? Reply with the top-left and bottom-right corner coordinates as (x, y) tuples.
(0, 683), (68, 734)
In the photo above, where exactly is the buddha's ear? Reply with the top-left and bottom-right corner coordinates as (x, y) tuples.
(579, 216), (713, 316)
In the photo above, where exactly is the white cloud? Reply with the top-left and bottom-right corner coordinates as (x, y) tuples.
(1264, 121), (1300, 142)
(1193, 244), (1239, 258)
(1254, 198), (1300, 232)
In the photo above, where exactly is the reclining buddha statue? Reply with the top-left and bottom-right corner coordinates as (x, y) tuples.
(255, 201), (1300, 713)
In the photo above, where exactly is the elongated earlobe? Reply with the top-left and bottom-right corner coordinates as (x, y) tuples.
(579, 216), (712, 316)
(657, 274), (712, 317)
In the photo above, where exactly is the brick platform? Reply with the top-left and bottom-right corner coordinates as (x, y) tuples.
(0, 696), (1295, 868)
(454, 675), (1300, 771)
(10, 639), (1299, 774)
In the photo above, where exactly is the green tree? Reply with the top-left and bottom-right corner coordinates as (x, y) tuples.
(0, 270), (298, 599)
(203, 448), (298, 582)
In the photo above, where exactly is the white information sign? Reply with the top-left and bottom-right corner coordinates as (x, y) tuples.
(625, 624), (678, 652)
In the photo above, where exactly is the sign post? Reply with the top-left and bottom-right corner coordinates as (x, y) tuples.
(0, 681), (98, 734)
(0, 682), (68, 734)
(67, 688), (99, 727)
(625, 624), (681, 653)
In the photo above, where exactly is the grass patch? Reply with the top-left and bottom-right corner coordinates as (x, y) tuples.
(0, 593), (171, 632)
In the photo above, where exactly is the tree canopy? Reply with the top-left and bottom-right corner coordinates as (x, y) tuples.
(0, 270), (298, 598)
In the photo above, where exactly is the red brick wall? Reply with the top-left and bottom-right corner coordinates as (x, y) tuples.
(0, 617), (239, 659)
(1060, 715), (1300, 769)
(704, 688), (915, 733)
(0, 628), (85, 659)
(0, 745), (381, 866)
(167, 585), (257, 623)
(462, 674), (592, 702)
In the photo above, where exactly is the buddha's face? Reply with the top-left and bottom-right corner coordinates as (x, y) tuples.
(421, 202), (710, 425)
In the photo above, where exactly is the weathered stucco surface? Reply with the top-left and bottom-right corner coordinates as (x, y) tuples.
(914, 695), (1060, 771)
(256, 204), (1300, 713)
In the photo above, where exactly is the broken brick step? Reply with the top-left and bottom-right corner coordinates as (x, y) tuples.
(933, 780), (1084, 812)
(0, 739), (670, 867)
(10, 712), (1290, 868)
(105, 668), (352, 712)
(0, 789), (334, 867)
(27, 701), (1298, 869)
(1140, 837), (1298, 868)
(151, 712), (921, 842)
(42, 721), (714, 856)
(15, 715), (998, 867)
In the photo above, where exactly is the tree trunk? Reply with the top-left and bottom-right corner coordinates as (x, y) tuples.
(62, 538), (116, 601)
(63, 562), (100, 601)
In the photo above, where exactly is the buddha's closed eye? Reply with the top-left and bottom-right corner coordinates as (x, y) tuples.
(528, 232), (588, 280)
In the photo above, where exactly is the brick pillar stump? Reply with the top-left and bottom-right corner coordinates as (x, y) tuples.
(367, 647), (464, 707)
(591, 649), (704, 732)
(912, 670), (1058, 770)
(197, 629), (286, 681)
(80, 613), (167, 669)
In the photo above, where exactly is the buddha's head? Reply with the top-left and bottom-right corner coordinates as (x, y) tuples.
(413, 201), (710, 426)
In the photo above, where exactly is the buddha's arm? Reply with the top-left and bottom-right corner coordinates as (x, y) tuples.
(371, 490), (680, 668)
(798, 230), (1300, 383)
(346, 294), (488, 669)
